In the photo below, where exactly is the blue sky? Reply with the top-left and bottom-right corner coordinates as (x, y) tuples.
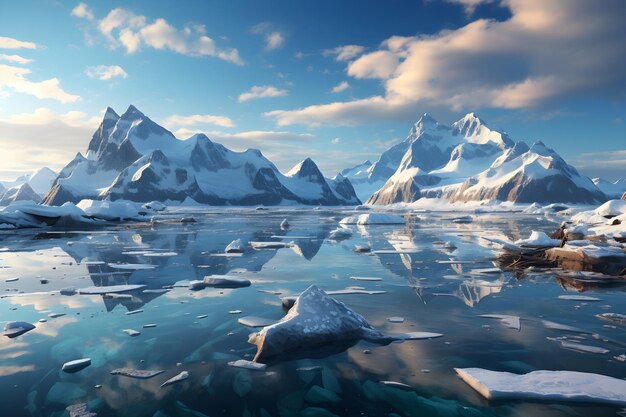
(1, 0), (625, 181)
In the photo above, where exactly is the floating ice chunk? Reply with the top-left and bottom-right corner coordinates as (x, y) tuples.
(479, 314), (521, 331)
(390, 332), (443, 341)
(143, 201), (166, 211)
(350, 276), (382, 282)
(229, 310), (242, 314)
(62, 358), (91, 373)
(125, 309), (143, 315)
(514, 231), (561, 248)
(196, 314), (208, 319)
(228, 359), (267, 371)
(48, 313), (66, 318)
(143, 252), (177, 257)
(5, 277), (18, 282)
(326, 289), (386, 296)
(354, 244), (371, 253)
(280, 219), (290, 229)
(541, 320), (590, 334)
(250, 241), (293, 250)
(558, 295), (601, 301)
(238, 316), (276, 328)
(123, 329), (141, 336)
(340, 213), (405, 225)
(189, 280), (207, 291)
(161, 371), (189, 388)
(203, 275), (251, 288)
(60, 287), (77, 296)
(455, 368), (626, 405)
(110, 368), (164, 379)
(387, 317), (405, 323)
(328, 228), (352, 241)
(107, 263), (155, 270)
(379, 381), (412, 389)
(78, 284), (146, 295)
(596, 313), (626, 325)
(180, 217), (196, 223)
(225, 239), (244, 253)
(560, 341), (609, 354)
(3, 321), (35, 338)
(143, 324), (157, 328)
(451, 216), (472, 224)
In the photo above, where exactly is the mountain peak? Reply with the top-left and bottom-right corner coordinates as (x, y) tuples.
(104, 106), (120, 121)
(121, 104), (145, 120)
(417, 112), (438, 125)
(287, 157), (323, 178)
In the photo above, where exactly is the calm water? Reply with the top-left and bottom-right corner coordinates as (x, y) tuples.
(0, 207), (624, 417)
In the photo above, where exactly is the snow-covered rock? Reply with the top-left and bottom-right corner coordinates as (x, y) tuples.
(3, 321), (35, 338)
(514, 231), (561, 248)
(339, 213), (405, 225)
(249, 285), (388, 363)
(455, 368), (626, 405)
(225, 239), (244, 253)
(43, 105), (360, 206)
(328, 227), (352, 240)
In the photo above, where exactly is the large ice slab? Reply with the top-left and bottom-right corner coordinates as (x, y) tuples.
(455, 368), (626, 405)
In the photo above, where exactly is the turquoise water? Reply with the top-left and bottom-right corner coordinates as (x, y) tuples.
(0, 208), (624, 417)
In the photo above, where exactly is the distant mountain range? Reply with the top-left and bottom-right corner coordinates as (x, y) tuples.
(1, 107), (621, 208)
(41, 105), (360, 206)
(343, 113), (613, 205)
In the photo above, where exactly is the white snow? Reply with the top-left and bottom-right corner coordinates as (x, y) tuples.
(62, 358), (91, 373)
(78, 284), (146, 294)
(514, 231), (560, 248)
(455, 368), (626, 405)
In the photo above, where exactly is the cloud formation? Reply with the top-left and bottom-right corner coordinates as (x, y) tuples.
(331, 81), (350, 93)
(0, 36), (38, 50)
(163, 113), (235, 128)
(0, 54), (32, 64)
(268, 0), (626, 126)
(71, 2), (94, 21)
(85, 64), (127, 80)
(0, 64), (80, 103)
(73, 6), (243, 65)
(323, 45), (365, 62)
(238, 85), (288, 102)
(251, 22), (285, 51)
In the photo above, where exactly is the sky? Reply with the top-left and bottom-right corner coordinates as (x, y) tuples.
(0, 0), (625, 182)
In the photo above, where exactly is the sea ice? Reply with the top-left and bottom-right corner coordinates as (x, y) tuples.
(479, 314), (521, 331)
(455, 368), (626, 405)
(161, 371), (189, 388)
(3, 321), (35, 338)
(228, 359), (267, 371)
(62, 358), (91, 373)
(339, 213), (405, 225)
(110, 368), (164, 379)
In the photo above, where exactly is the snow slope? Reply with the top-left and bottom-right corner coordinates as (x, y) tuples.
(0, 183), (41, 206)
(43, 105), (360, 206)
(592, 178), (626, 199)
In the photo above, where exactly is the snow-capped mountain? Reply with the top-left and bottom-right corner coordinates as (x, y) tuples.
(362, 113), (607, 205)
(42, 105), (360, 206)
(0, 183), (41, 206)
(593, 178), (626, 199)
(0, 167), (58, 196)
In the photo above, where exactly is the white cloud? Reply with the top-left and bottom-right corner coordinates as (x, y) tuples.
(238, 85), (288, 102)
(71, 3), (94, 21)
(265, 32), (285, 51)
(171, 128), (313, 144)
(267, 0), (626, 126)
(85, 64), (127, 80)
(331, 137), (340, 144)
(251, 22), (285, 51)
(570, 150), (626, 180)
(0, 54), (32, 64)
(445, 0), (494, 14)
(76, 7), (243, 65)
(331, 81), (350, 93)
(0, 64), (80, 103)
(0, 36), (38, 50)
(163, 113), (235, 128)
(0, 107), (100, 127)
(323, 45), (365, 62)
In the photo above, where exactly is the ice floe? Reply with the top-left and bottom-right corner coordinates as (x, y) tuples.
(110, 368), (164, 379)
(62, 358), (91, 373)
(479, 314), (521, 331)
(225, 239), (244, 253)
(339, 213), (405, 225)
(228, 359), (267, 371)
(161, 371), (189, 388)
(455, 368), (626, 405)
(2, 321), (35, 338)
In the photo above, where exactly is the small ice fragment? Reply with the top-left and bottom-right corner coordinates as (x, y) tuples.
(125, 309), (143, 315)
(196, 314), (208, 319)
(328, 228), (352, 241)
(60, 288), (77, 296)
(142, 324), (156, 328)
(351, 276), (382, 281)
(354, 245), (371, 253)
(225, 239), (244, 253)
(3, 321), (35, 338)
(123, 329), (141, 336)
(238, 316), (276, 328)
(65, 403), (96, 417)
(391, 332), (443, 341)
(229, 310), (242, 314)
(388, 317), (405, 323)
(110, 368), (164, 379)
(160, 371), (189, 388)
(479, 314), (521, 331)
(5, 277), (18, 282)
(560, 341), (609, 354)
(280, 219), (290, 229)
(228, 360), (267, 371)
(180, 217), (196, 223)
(558, 295), (601, 301)
(380, 381), (412, 389)
(62, 358), (91, 373)
(48, 313), (66, 318)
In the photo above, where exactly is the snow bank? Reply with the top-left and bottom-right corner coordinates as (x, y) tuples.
(514, 231), (560, 248)
(455, 368), (626, 405)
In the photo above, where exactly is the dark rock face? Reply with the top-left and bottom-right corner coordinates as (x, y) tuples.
(367, 179), (421, 205)
(622, 191), (626, 201)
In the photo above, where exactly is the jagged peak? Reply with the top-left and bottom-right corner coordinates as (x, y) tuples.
(287, 157), (323, 177)
(103, 106), (120, 121)
(120, 104), (145, 120)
